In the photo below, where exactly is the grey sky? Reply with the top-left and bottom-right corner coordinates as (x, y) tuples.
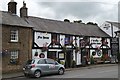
(0, 0), (119, 25)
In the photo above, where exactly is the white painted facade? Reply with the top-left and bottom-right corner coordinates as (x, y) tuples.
(60, 35), (65, 46)
(33, 31), (82, 65)
(89, 37), (111, 58)
(32, 31), (111, 66)
(32, 49), (47, 59)
(100, 21), (119, 37)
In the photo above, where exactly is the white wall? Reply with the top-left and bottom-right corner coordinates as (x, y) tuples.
(32, 49), (47, 59)
(107, 38), (111, 47)
(100, 22), (112, 37)
(60, 35), (65, 46)
(73, 36), (80, 47)
(100, 21), (119, 37)
(73, 50), (81, 65)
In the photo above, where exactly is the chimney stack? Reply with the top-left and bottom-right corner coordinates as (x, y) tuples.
(8, 0), (17, 14)
(20, 1), (28, 18)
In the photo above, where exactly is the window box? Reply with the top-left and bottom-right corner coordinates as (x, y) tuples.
(10, 59), (18, 64)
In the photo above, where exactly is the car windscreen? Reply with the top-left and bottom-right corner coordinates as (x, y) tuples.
(26, 59), (35, 64)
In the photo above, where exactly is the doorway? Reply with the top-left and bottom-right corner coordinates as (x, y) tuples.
(65, 50), (73, 68)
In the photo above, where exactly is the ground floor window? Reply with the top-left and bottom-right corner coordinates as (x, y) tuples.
(10, 50), (19, 64)
(47, 51), (56, 60)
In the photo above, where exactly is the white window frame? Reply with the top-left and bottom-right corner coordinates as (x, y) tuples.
(10, 30), (18, 42)
(10, 50), (19, 59)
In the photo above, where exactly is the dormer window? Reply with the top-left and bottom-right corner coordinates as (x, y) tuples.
(10, 30), (18, 42)
(65, 35), (73, 45)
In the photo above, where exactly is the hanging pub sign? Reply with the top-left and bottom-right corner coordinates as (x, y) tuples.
(34, 32), (51, 47)
(111, 38), (119, 55)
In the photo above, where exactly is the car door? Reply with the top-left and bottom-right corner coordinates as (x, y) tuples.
(37, 59), (49, 74)
(46, 59), (56, 73)
(54, 61), (60, 72)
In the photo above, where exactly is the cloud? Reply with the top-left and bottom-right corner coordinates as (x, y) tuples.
(0, 0), (119, 25)
(35, 2), (118, 25)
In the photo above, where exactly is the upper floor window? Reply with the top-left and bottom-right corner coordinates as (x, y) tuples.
(51, 33), (60, 44)
(65, 35), (73, 45)
(10, 30), (18, 42)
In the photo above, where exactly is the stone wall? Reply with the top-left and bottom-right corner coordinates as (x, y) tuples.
(2, 25), (32, 73)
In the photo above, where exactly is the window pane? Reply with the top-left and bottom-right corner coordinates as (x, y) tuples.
(37, 59), (46, 64)
(10, 51), (18, 59)
(10, 30), (18, 42)
(46, 59), (55, 64)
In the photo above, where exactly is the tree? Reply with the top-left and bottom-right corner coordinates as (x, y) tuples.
(87, 22), (98, 26)
(64, 19), (70, 22)
(73, 20), (82, 23)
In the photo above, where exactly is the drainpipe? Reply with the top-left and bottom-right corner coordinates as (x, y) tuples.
(111, 23), (114, 37)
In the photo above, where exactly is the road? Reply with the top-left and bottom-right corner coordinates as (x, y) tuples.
(2, 64), (118, 80)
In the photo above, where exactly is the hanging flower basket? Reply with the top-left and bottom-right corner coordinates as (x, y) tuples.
(41, 47), (48, 52)
(10, 59), (18, 65)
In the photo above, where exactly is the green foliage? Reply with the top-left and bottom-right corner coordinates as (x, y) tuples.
(87, 22), (98, 26)
(72, 60), (76, 68)
(74, 20), (82, 23)
(60, 60), (65, 65)
(64, 19), (70, 22)
(90, 56), (94, 64)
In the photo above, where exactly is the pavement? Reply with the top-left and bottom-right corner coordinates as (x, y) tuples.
(1, 63), (118, 79)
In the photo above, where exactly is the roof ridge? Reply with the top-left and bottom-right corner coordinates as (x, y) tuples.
(106, 21), (120, 24)
(28, 16), (87, 26)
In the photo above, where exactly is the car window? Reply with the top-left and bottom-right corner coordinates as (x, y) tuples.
(46, 59), (55, 64)
(37, 59), (46, 64)
(26, 59), (35, 64)
(55, 61), (59, 65)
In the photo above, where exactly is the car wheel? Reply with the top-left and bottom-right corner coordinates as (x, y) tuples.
(58, 68), (64, 75)
(34, 70), (41, 78)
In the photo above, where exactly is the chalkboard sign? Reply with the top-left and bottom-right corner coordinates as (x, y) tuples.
(111, 38), (119, 44)
(111, 38), (119, 55)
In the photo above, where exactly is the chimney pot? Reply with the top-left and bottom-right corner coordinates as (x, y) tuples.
(20, 1), (28, 18)
(8, 0), (17, 14)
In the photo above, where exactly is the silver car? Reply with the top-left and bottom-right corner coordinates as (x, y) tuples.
(23, 58), (65, 78)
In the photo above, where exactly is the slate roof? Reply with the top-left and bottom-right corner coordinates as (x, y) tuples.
(107, 21), (120, 29)
(1, 11), (110, 37)
(25, 16), (110, 37)
(1, 11), (32, 27)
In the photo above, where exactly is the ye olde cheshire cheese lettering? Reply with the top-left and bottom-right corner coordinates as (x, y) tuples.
(37, 36), (49, 39)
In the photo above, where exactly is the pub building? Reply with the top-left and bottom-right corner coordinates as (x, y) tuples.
(26, 16), (111, 68)
(21, 2), (111, 67)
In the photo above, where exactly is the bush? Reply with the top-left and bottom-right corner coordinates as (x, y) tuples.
(90, 56), (94, 64)
(72, 60), (76, 68)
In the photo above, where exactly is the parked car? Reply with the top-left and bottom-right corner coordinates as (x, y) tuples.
(23, 58), (65, 78)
